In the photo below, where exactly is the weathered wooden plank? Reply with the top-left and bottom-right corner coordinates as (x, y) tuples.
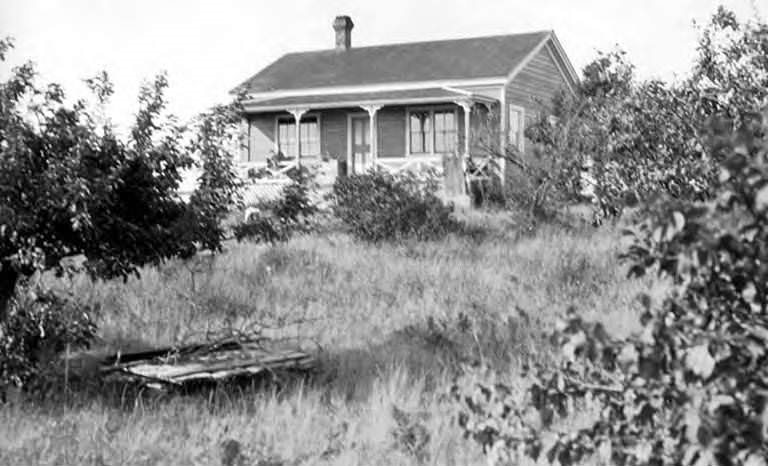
(100, 337), (315, 389)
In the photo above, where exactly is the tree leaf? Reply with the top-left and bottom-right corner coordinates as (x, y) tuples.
(672, 211), (686, 233)
(686, 344), (715, 378)
(745, 454), (768, 466)
(755, 185), (768, 211)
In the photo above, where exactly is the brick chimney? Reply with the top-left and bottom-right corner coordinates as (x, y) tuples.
(333, 16), (354, 51)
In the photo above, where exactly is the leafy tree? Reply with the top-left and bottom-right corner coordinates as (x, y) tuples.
(521, 7), (767, 222)
(692, 7), (768, 127)
(0, 37), (236, 321)
(523, 49), (712, 222)
(454, 108), (768, 466)
(453, 8), (768, 464)
(233, 166), (319, 243)
(185, 102), (244, 250)
(1, 285), (97, 391)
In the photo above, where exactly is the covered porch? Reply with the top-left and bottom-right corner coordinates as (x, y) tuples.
(238, 87), (502, 199)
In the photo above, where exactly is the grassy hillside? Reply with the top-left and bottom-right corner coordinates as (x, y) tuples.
(0, 213), (665, 465)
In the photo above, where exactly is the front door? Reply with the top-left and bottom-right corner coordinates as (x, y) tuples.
(349, 115), (371, 174)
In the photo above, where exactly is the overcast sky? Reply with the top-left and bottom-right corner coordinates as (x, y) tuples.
(1, 0), (765, 130)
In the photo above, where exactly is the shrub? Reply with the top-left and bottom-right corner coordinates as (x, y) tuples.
(391, 405), (430, 463)
(0, 38), (242, 322)
(518, 7), (767, 223)
(232, 216), (290, 244)
(233, 166), (319, 243)
(452, 111), (768, 465)
(330, 169), (459, 242)
(186, 102), (244, 251)
(468, 174), (506, 209)
(273, 166), (319, 224)
(1, 285), (96, 393)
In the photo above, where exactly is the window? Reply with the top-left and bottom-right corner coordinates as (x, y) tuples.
(407, 108), (458, 155)
(300, 118), (319, 157)
(508, 105), (525, 151)
(434, 111), (457, 153)
(409, 111), (431, 154)
(277, 120), (296, 158)
(277, 116), (320, 158)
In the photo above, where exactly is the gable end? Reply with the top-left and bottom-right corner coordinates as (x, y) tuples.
(505, 37), (575, 118)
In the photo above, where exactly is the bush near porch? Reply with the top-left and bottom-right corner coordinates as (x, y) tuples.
(330, 169), (462, 242)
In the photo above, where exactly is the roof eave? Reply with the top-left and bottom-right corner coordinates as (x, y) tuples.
(504, 31), (552, 83)
(504, 31), (580, 96)
(242, 92), (499, 113)
(548, 31), (580, 89)
(240, 77), (508, 101)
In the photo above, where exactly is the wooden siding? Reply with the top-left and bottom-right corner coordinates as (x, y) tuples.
(503, 39), (570, 190)
(247, 113), (277, 163)
(468, 104), (499, 156)
(321, 109), (347, 160)
(377, 106), (406, 158)
(506, 41), (569, 119)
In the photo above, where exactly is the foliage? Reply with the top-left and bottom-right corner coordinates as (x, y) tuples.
(454, 108), (768, 465)
(523, 51), (711, 223)
(233, 215), (291, 244)
(506, 135), (584, 219)
(272, 167), (319, 225)
(391, 405), (431, 463)
(523, 7), (768, 223)
(0, 284), (96, 391)
(330, 169), (459, 242)
(0, 37), (239, 322)
(233, 166), (318, 243)
(186, 103), (244, 251)
(461, 109), (509, 209)
(467, 167), (507, 210)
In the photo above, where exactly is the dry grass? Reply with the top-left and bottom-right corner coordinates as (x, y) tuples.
(0, 211), (665, 465)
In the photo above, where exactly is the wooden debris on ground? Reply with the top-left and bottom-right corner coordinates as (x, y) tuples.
(100, 336), (316, 390)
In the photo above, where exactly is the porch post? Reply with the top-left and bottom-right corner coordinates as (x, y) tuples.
(457, 100), (472, 157)
(289, 107), (308, 166)
(363, 105), (381, 166)
(460, 101), (474, 190)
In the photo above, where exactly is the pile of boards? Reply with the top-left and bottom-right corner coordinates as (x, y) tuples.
(100, 337), (315, 390)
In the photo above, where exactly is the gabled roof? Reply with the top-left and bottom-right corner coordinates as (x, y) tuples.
(234, 30), (552, 94)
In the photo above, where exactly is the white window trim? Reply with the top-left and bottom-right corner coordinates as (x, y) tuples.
(274, 112), (322, 158)
(404, 105), (459, 157)
(507, 103), (526, 153)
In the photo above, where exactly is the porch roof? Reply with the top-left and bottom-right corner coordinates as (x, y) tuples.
(241, 87), (497, 113)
